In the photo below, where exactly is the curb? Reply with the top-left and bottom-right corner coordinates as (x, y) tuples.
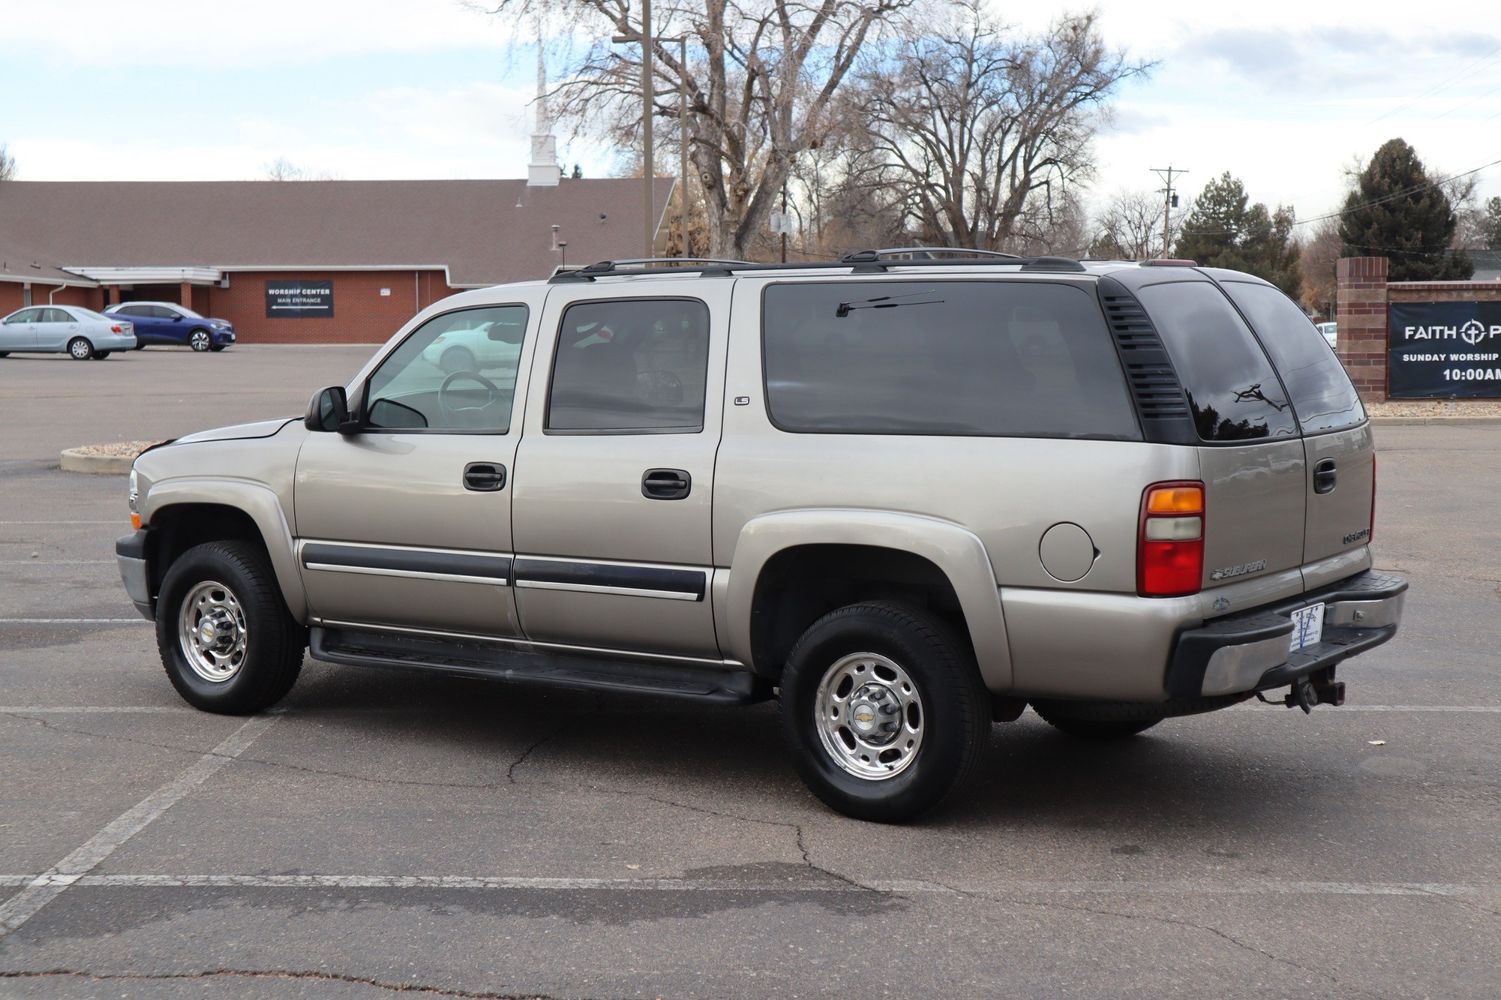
(59, 449), (138, 475)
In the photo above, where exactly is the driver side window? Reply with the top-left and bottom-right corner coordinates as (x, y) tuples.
(364, 305), (529, 433)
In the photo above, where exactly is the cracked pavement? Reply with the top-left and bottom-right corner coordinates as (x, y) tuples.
(1, 346), (1499, 999)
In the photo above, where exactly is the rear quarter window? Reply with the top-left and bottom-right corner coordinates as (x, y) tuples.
(761, 280), (1139, 439)
(1220, 281), (1365, 435)
(1135, 281), (1299, 442)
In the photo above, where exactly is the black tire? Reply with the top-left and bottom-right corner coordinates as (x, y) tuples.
(189, 328), (212, 352)
(0, 352), (8, 358)
(68, 337), (94, 360)
(780, 601), (989, 823)
(155, 540), (305, 714)
(93, 351), (111, 360)
(440, 346), (476, 374)
(1031, 702), (1162, 740)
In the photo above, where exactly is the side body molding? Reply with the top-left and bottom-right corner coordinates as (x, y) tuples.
(143, 479), (307, 621)
(721, 509), (1013, 691)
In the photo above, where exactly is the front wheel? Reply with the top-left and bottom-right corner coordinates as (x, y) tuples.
(780, 602), (989, 823)
(68, 337), (94, 360)
(156, 540), (305, 714)
(189, 329), (212, 352)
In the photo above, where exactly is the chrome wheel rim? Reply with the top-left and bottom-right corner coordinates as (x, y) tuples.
(191, 331), (209, 351)
(69, 339), (90, 359)
(177, 580), (248, 683)
(813, 652), (925, 781)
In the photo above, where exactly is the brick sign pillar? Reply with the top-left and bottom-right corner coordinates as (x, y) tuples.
(1336, 256), (1389, 401)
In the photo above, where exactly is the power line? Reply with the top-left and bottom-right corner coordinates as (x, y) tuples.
(1366, 44), (1501, 125)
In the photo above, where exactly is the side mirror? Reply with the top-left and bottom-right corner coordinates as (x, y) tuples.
(171, 314), (183, 322)
(305, 386), (357, 433)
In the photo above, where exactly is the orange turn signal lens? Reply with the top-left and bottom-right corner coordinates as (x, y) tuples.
(1145, 485), (1204, 515)
(130, 513), (141, 530)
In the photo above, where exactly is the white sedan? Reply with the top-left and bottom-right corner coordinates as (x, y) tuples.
(0, 305), (137, 360)
(419, 319), (525, 373)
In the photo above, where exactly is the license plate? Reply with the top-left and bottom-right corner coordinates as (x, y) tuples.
(1289, 602), (1326, 652)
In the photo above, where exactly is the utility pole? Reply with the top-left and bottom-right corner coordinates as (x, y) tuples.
(1149, 165), (1187, 258)
(613, 1), (656, 258)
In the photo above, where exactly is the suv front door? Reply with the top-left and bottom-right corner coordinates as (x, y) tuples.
(293, 300), (538, 637)
(510, 285), (732, 658)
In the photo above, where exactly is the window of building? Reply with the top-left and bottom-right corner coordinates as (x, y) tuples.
(546, 298), (711, 433)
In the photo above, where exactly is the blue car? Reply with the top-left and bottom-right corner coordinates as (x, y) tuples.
(104, 301), (236, 352)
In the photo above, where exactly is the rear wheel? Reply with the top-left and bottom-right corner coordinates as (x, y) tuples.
(440, 346), (476, 374)
(189, 329), (212, 352)
(68, 337), (94, 360)
(780, 601), (988, 823)
(156, 540), (305, 714)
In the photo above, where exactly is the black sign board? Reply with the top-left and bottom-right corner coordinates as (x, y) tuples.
(265, 280), (334, 319)
(1388, 301), (1501, 398)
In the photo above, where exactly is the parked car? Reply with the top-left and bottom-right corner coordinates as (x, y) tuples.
(104, 301), (235, 352)
(417, 314), (526, 373)
(116, 251), (1405, 822)
(0, 304), (136, 359)
(1317, 321), (1338, 349)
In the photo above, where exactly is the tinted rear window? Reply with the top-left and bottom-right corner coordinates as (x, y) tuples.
(1136, 282), (1298, 442)
(762, 281), (1139, 439)
(1220, 281), (1365, 435)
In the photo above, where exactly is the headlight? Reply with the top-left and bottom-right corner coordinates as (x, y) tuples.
(128, 468), (139, 513)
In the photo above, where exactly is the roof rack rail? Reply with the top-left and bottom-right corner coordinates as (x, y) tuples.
(546, 251), (1087, 283)
(549, 256), (754, 283)
(851, 246), (1024, 261)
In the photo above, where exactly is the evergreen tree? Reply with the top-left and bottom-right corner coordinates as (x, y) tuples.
(1173, 172), (1301, 298)
(1338, 138), (1472, 280)
(1482, 196), (1501, 250)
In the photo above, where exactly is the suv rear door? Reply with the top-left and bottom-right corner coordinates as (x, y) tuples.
(509, 282), (732, 658)
(1216, 276), (1373, 587)
(1131, 276), (1308, 595)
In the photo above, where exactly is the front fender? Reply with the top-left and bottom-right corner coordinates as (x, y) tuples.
(720, 509), (1013, 692)
(143, 479), (307, 621)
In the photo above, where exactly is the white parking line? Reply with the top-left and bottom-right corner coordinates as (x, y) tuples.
(0, 715), (278, 941)
(0, 873), (1490, 898)
(0, 618), (146, 624)
(1247, 705), (1501, 713)
(0, 520), (122, 525)
(0, 706), (188, 714)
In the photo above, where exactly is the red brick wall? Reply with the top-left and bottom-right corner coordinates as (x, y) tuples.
(1336, 257), (1501, 401)
(0, 281), (104, 314)
(201, 269), (456, 344)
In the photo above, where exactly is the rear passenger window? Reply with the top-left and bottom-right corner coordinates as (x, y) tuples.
(1221, 281), (1365, 435)
(1135, 282), (1298, 442)
(761, 281), (1139, 439)
(547, 298), (710, 432)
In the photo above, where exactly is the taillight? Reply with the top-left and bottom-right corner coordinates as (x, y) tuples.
(110, 324), (123, 333)
(1138, 481), (1205, 597)
(1369, 455), (1377, 545)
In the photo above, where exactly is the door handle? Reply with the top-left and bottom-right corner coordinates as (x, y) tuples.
(1312, 459), (1337, 494)
(463, 462), (507, 492)
(642, 468), (691, 500)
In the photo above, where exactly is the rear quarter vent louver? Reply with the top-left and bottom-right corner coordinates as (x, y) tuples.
(1100, 290), (1193, 427)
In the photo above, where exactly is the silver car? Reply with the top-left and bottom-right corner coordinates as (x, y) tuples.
(0, 304), (136, 359)
(116, 251), (1405, 822)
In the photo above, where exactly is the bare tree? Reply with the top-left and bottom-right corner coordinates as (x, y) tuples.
(1088, 188), (1179, 259)
(850, 3), (1146, 251)
(0, 143), (16, 181)
(480, 0), (920, 258)
(263, 157), (337, 181)
(1298, 215), (1341, 319)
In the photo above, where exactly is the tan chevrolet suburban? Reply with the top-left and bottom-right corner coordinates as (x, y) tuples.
(116, 251), (1406, 821)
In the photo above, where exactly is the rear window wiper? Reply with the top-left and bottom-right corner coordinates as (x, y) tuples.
(835, 290), (944, 317)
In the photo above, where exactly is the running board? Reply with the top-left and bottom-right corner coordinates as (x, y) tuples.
(309, 626), (766, 705)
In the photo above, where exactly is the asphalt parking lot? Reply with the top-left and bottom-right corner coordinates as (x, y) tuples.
(1, 345), (1498, 999)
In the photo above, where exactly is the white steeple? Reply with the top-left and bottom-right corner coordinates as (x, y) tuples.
(528, 23), (561, 187)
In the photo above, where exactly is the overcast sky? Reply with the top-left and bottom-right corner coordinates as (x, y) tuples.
(4, 0), (1498, 231)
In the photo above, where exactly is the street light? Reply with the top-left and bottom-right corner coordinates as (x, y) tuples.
(610, 0), (654, 258)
